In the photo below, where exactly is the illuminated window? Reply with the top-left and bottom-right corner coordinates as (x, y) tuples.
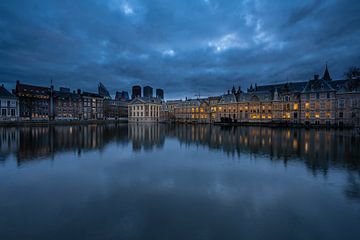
(315, 113), (320, 118)
(293, 103), (299, 110)
(326, 112), (331, 118)
(191, 108), (194, 113)
(305, 112), (310, 118)
(305, 102), (310, 109)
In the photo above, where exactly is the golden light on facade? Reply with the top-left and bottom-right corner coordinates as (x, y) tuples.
(293, 103), (299, 110)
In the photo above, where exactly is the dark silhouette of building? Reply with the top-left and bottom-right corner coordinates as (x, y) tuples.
(143, 86), (153, 98)
(98, 82), (111, 99)
(132, 85), (141, 99)
(156, 88), (164, 99)
(115, 91), (130, 101)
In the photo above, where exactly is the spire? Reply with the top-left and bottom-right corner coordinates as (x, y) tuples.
(323, 63), (332, 81)
(231, 85), (236, 94)
(237, 86), (242, 94)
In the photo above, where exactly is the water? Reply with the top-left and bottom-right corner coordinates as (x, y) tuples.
(0, 124), (360, 240)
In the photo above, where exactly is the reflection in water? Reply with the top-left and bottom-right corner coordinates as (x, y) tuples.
(0, 123), (360, 239)
(1, 124), (359, 173)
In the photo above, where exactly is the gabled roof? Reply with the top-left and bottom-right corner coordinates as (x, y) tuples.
(219, 93), (236, 104)
(130, 96), (162, 104)
(302, 76), (335, 93)
(237, 91), (272, 102)
(0, 85), (16, 99)
(255, 81), (307, 94)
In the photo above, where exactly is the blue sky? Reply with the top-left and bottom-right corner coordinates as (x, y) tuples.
(0, 0), (359, 99)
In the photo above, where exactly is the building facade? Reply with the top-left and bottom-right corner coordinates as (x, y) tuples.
(81, 92), (104, 120)
(170, 65), (360, 127)
(128, 97), (162, 122)
(53, 88), (82, 120)
(0, 85), (19, 121)
(15, 81), (51, 120)
(103, 99), (128, 119)
(174, 98), (210, 123)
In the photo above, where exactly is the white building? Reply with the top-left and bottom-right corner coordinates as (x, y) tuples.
(0, 85), (19, 121)
(128, 97), (162, 122)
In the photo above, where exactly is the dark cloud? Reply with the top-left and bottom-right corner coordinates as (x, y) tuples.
(0, 0), (359, 99)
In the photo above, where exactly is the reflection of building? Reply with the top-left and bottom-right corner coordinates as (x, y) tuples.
(15, 81), (51, 120)
(0, 127), (20, 160)
(132, 85), (141, 99)
(0, 85), (19, 121)
(81, 91), (104, 120)
(128, 123), (165, 151)
(128, 97), (162, 122)
(143, 86), (153, 98)
(6, 124), (129, 163)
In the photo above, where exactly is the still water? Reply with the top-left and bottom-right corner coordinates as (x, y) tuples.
(0, 124), (360, 240)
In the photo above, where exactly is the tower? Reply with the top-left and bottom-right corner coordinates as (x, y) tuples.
(132, 85), (141, 99)
(143, 86), (153, 98)
(322, 63), (332, 81)
(156, 88), (164, 99)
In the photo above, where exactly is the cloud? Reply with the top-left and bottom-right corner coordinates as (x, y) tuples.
(0, 0), (359, 99)
(208, 33), (249, 53)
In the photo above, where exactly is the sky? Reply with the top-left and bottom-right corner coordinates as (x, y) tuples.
(0, 0), (359, 99)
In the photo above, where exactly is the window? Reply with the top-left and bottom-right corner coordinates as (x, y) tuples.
(338, 99), (344, 108)
(305, 102), (310, 109)
(339, 112), (343, 118)
(11, 109), (15, 116)
(293, 103), (299, 110)
(327, 93), (330, 99)
(1, 109), (6, 116)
